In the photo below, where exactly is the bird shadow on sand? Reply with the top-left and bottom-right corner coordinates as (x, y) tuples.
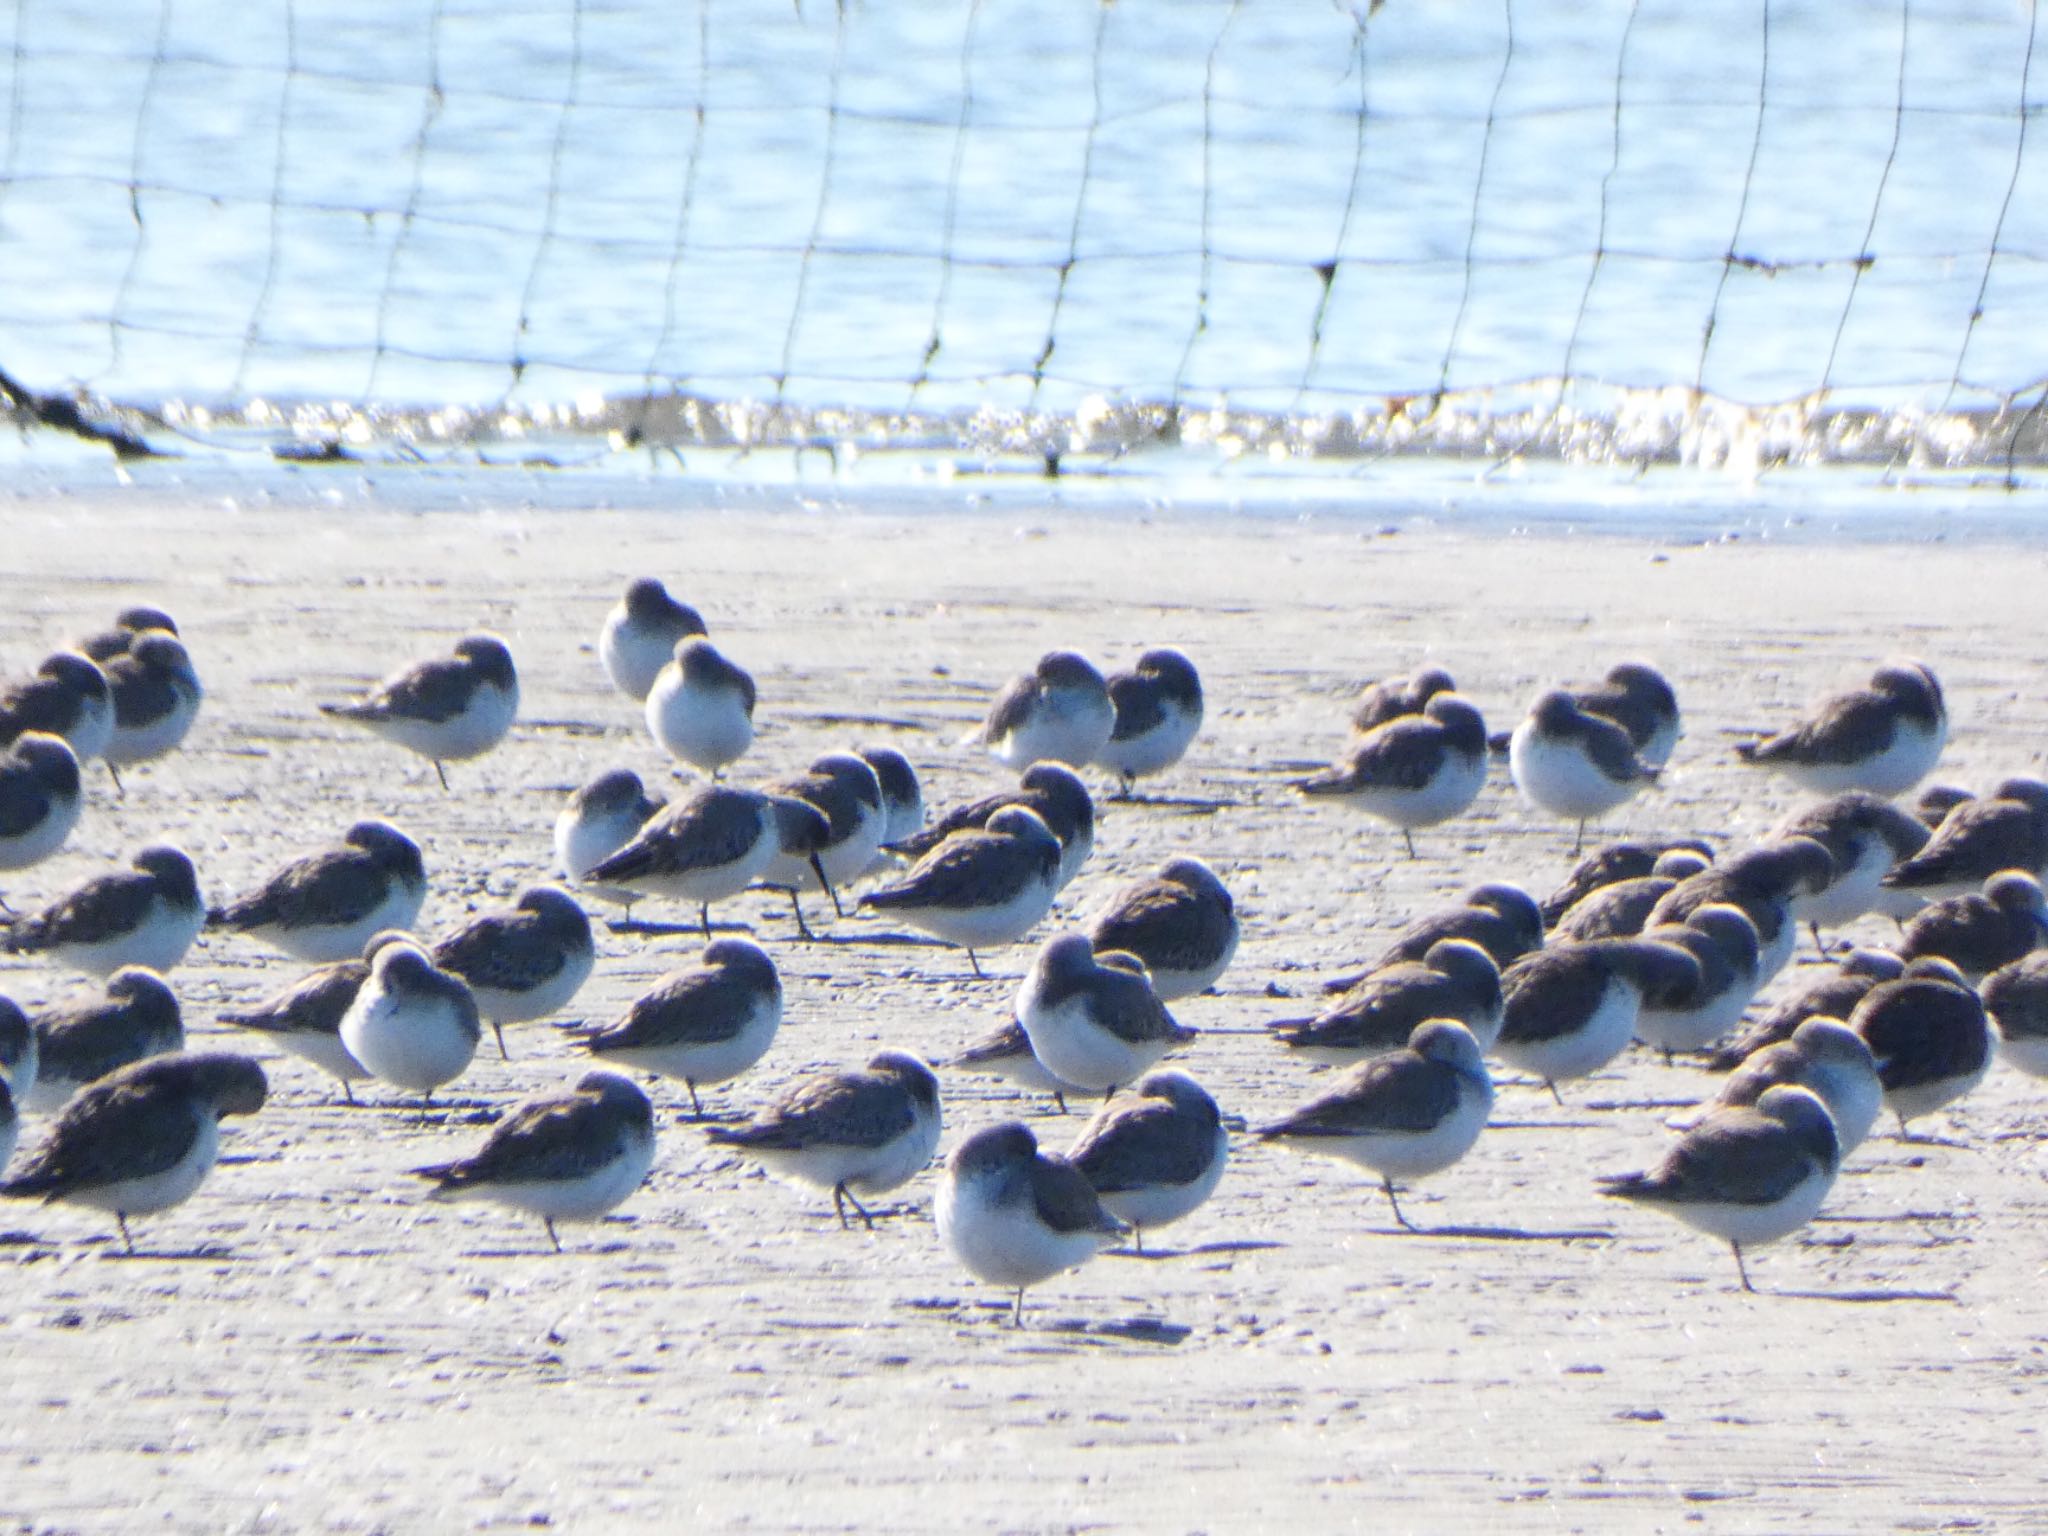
(101, 1244), (249, 1263)
(930, 1297), (1194, 1345)
(1103, 792), (1235, 814)
(1380, 1221), (1617, 1243)
(1107, 1238), (1285, 1261)
(1761, 1285), (1960, 1304)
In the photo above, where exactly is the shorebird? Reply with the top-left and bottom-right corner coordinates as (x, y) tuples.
(1983, 950), (2048, 1080)
(207, 820), (427, 964)
(554, 767), (664, 912)
(1508, 690), (1659, 852)
(1096, 648), (1204, 796)
(413, 1069), (656, 1252)
(1734, 659), (1946, 797)
(1915, 784), (1975, 829)
(430, 886), (595, 1059)
(1, 1052), (267, 1253)
(1016, 935), (1197, 1093)
(320, 633), (518, 790)
(571, 937), (782, 1115)
(338, 939), (482, 1102)
(1256, 1019), (1494, 1230)
(706, 1050), (941, 1229)
(1065, 1069), (1227, 1251)
(1570, 662), (1682, 769)
(1496, 938), (1700, 1098)
(1297, 693), (1488, 859)
(1322, 882), (1543, 994)
(943, 1018), (1084, 1113)
(860, 806), (1063, 976)
(0, 732), (83, 897)
(1539, 838), (1716, 929)
(755, 752), (886, 936)
(973, 651), (1115, 771)
(858, 745), (925, 849)
(1272, 938), (1502, 1062)
(1897, 870), (2048, 981)
(1849, 957), (1992, 1137)
(0, 651), (111, 765)
(1633, 905), (1763, 1058)
(0, 994), (35, 1102)
(585, 784), (791, 937)
(1598, 1084), (1840, 1292)
(1550, 848), (1714, 944)
(1706, 947), (1905, 1070)
(886, 762), (1095, 891)
(75, 606), (179, 664)
(216, 935), (414, 1103)
(936, 1120), (1126, 1324)
(646, 636), (755, 777)
(24, 966), (183, 1113)
(600, 577), (707, 702)
(1881, 776), (2048, 899)
(1085, 855), (1239, 1001)
(1701, 1018), (1882, 1156)
(100, 632), (202, 790)
(1644, 837), (1836, 985)
(1774, 791), (1935, 947)
(1350, 665), (1457, 736)
(5, 844), (204, 978)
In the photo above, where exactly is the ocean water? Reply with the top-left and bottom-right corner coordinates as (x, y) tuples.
(3, 0), (2047, 482)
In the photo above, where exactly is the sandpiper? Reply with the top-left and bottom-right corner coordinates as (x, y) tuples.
(1085, 855), (1239, 1001)
(431, 885), (595, 1059)
(5, 844), (204, 978)
(1323, 882), (1543, 994)
(100, 632), (203, 790)
(338, 939), (483, 1102)
(646, 636), (755, 777)
(1065, 1068), (1226, 1251)
(1571, 662), (1682, 769)
(25, 967), (183, 1113)
(208, 820), (426, 964)
(973, 651), (1115, 772)
(1, 1051), (267, 1253)
(1774, 791), (1935, 946)
(320, 633), (518, 790)
(0, 651), (111, 764)
(858, 745), (925, 849)
(1633, 905), (1763, 1058)
(584, 784), (788, 937)
(1497, 938), (1700, 1097)
(936, 1121), (1126, 1325)
(571, 937), (782, 1115)
(1644, 836), (1836, 984)
(1982, 950), (2048, 1079)
(1706, 947), (1905, 1070)
(860, 806), (1063, 976)
(216, 935), (413, 1103)
(889, 761), (1094, 891)
(0, 732), (83, 893)
(1550, 848), (1714, 943)
(1273, 938), (1502, 1062)
(1702, 1018), (1882, 1156)
(1598, 1083), (1839, 1292)
(1297, 693), (1488, 859)
(554, 767), (664, 911)
(1508, 690), (1658, 852)
(1915, 784), (1975, 828)
(1256, 1019), (1494, 1230)
(706, 1050), (941, 1228)
(1881, 776), (2048, 899)
(1735, 659), (1946, 797)
(943, 1017), (1084, 1113)
(75, 606), (179, 664)
(1849, 957), (1992, 1137)
(755, 752), (887, 935)
(1350, 665), (1457, 736)
(413, 1069), (656, 1252)
(1539, 838), (1716, 929)
(1897, 870), (2048, 981)
(1096, 648), (1204, 796)
(600, 577), (707, 702)
(0, 993), (36, 1102)
(1015, 934), (1197, 1093)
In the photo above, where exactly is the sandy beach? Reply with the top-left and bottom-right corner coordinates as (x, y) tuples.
(3, 484), (2046, 1533)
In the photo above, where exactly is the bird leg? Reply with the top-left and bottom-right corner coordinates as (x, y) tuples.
(833, 1183), (877, 1231)
(698, 903), (712, 939)
(116, 1213), (135, 1255)
(1732, 1241), (1755, 1293)
(341, 1080), (357, 1107)
(434, 760), (451, 792)
(811, 854), (843, 918)
(491, 1021), (511, 1061)
(1402, 829), (1418, 861)
(1810, 922), (1828, 960)
(787, 890), (814, 942)
(545, 1218), (563, 1254)
(1052, 1090), (1068, 1115)
(1011, 1287), (1027, 1327)
(1383, 1176), (1418, 1232)
(685, 1080), (704, 1118)
(968, 949), (985, 979)
(108, 763), (126, 797)
(1546, 1079), (1565, 1107)
(1573, 820), (1587, 857)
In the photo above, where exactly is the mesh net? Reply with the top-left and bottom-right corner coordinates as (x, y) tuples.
(4, 0), (2048, 478)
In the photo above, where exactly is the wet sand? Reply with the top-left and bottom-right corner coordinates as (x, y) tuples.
(2, 491), (2046, 1532)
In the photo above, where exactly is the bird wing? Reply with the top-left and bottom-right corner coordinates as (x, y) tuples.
(1069, 1098), (1218, 1191)
(9, 870), (155, 952)
(1030, 1153), (1123, 1236)
(421, 1091), (624, 1187)
(1263, 1054), (1459, 1138)
(1, 1077), (200, 1198)
(213, 848), (380, 929)
(1106, 671), (1167, 741)
(332, 655), (474, 724)
(718, 1070), (913, 1152)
